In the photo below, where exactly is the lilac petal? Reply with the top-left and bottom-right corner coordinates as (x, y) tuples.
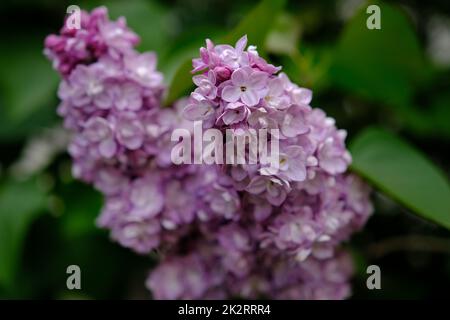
(208, 70), (217, 84)
(260, 166), (279, 176)
(231, 166), (247, 181)
(130, 182), (163, 218)
(222, 85), (241, 102)
(241, 89), (260, 107)
(72, 94), (90, 107)
(99, 138), (117, 158)
(281, 113), (307, 138)
(183, 102), (213, 121)
(193, 74), (208, 87)
(293, 88), (312, 105)
(286, 159), (306, 182)
(94, 90), (113, 109)
(320, 157), (348, 175)
(285, 145), (303, 158)
(268, 77), (284, 96)
(206, 38), (215, 51)
(84, 117), (111, 142)
(123, 135), (143, 150)
(246, 176), (266, 194)
(248, 71), (268, 89)
(116, 116), (144, 150)
(221, 109), (239, 125)
(231, 68), (249, 86)
(235, 35), (248, 52)
(267, 189), (286, 206)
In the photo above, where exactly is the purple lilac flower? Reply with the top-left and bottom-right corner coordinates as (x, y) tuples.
(221, 67), (268, 107)
(146, 247), (226, 299)
(185, 35), (352, 208)
(47, 9), (373, 300)
(44, 6), (139, 76)
(146, 238), (354, 300)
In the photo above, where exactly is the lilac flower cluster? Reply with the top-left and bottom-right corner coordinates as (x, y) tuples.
(146, 172), (371, 299)
(179, 36), (371, 260)
(185, 36), (352, 204)
(148, 242), (354, 300)
(44, 6), (139, 76)
(46, 7), (372, 300)
(45, 8), (242, 255)
(146, 37), (373, 299)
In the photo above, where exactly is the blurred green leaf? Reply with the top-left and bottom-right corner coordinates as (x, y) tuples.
(0, 37), (58, 141)
(60, 184), (102, 239)
(164, 59), (194, 106)
(395, 92), (450, 139)
(330, 2), (428, 106)
(164, 0), (287, 105)
(222, 0), (287, 51)
(0, 40), (58, 121)
(0, 179), (46, 289)
(350, 128), (450, 229)
(266, 13), (300, 56)
(283, 46), (333, 91)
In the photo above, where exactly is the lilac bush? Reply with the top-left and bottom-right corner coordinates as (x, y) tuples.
(45, 7), (373, 300)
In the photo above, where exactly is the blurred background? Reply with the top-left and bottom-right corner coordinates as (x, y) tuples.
(0, 0), (449, 299)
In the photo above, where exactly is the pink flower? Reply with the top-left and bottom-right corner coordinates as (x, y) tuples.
(111, 216), (161, 254)
(44, 6), (140, 76)
(246, 175), (290, 206)
(110, 82), (143, 111)
(203, 184), (240, 220)
(215, 35), (249, 69)
(217, 102), (250, 125)
(279, 104), (310, 138)
(264, 77), (290, 110)
(82, 117), (117, 158)
(247, 107), (278, 131)
(61, 64), (112, 109)
(317, 132), (352, 175)
(260, 145), (308, 182)
(115, 112), (145, 150)
(125, 174), (164, 219)
(98, 16), (140, 57)
(279, 73), (313, 105)
(221, 67), (268, 107)
(213, 66), (232, 82)
(93, 167), (128, 196)
(162, 180), (197, 229)
(218, 224), (252, 252)
(124, 53), (163, 88)
(183, 93), (216, 128)
(193, 70), (217, 100)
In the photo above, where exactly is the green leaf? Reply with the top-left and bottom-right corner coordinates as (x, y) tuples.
(350, 128), (450, 229)
(222, 0), (287, 51)
(282, 46), (333, 91)
(0, 179), (47, 289)
(0, 39), (58, 122)
(0, 36), (59, 141)
(164, 59), (194, 106)
(60, 183), (102, 239)
(164, 0), (287, 105)
(330, 2), (428, 106)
